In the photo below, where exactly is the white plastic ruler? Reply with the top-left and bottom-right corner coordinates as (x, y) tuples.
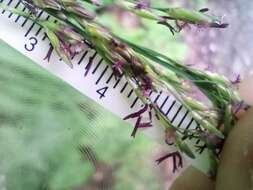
(0, 0), (210, 173)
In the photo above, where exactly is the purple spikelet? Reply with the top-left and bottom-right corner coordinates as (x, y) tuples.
(44, 44), (54, 62)
(156, 151), (183, 173)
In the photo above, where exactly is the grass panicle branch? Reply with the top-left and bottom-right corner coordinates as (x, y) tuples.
(0, 0), (242, 175)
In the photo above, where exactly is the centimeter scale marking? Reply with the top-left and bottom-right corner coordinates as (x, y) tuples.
(0, 0), (206, 155)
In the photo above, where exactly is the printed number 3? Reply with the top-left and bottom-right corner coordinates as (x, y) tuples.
(25, 37), (38, 51)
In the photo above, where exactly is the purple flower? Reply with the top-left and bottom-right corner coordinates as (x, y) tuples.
(231, 74), (241, 85)
(131, 117), (152, 137)
(134, 0), (150, 9)
(42, 21), (86, 66)
(140, 76), (152, 97)
(44, 44), (54, 62)
(124, 104), (153, 137)
(156, 151), (183, 173)
(123, 104), (149, 120)
(138, 122), (152, 128)
(209, 22), (229, 28)
(70, 42), (87, 55)
(131, 116), (142, 137)
(112, 60), (124, 73)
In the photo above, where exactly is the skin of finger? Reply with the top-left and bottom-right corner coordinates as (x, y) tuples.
(238, 75), (253, 105)
(216, 107), (253, 190)
(169, 166), (215, 190)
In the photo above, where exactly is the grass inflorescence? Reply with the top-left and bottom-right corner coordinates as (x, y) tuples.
(0, 0), (243, 175)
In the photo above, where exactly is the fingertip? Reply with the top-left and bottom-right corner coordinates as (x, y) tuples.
(216, 108), (253, 190)
(169, 166), (214, 190)
(238, 74), (253, 105)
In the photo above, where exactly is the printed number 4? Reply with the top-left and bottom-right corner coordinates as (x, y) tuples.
(96, 86), (109, 99)
(25, 37), (38, 51)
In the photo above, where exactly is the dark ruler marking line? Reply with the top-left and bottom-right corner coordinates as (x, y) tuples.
(171, 105), (183, 123)
(83, 51), (97, 75)
(42, 34), (47, 40)
(92, 58), (103, 74)
(148, 91), (153, 97)
(77, 51), (88, 65)
(95, 65), (108, 85)
(35, 15), (50, 36)
(185, 118), (194, 130)
(85, 51), (97, 67)
(15, 6), (26, 22)
(160, 96), (169, 110)
(127, 89), (134, 98)
(154, 91), (162, 103)
(120, 82), (128, 93)
(106, 72), (114, 84)
(113, 75), (123, 88)
(177, 110), (189, 128)
(130, 97), (139, 108)
(24, 11), (43, 37)
(2, 0), (12, 14)
(8, 0), (21, 18)
(166, 100), (176, 116)
(21, 12), (31, 27)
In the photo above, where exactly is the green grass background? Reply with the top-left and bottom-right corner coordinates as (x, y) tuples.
(0, 40), (163, 190)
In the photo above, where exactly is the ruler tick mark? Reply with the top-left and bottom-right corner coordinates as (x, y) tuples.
(21, 13), (30, 27)
(15, 6), (26, 22)
(171, 105), (183, 123)
(166, 100), (176, 116)
(84, 52), (97, 76)
(185, 118), (194, 130)
(106, 72), (114, 84)
(154, 91), (162, 103)
(2, 0), (12, 14)
(77, 51), (88, 65)
(8, 0), (21, 18)
(160, 96), (169, 110)
(24, 11), (43, 37)
(127, 89), (134, 98)
(177, 110), (189, 128)
(35, 15), (50, 36)
(113, 74), (122, 88)
(95, 65), (108, 85)
(92, 58), (103, 74)
(86, 52), (97, 67)
(130, 97), (139, 108)
(120, 82), (128, 93)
